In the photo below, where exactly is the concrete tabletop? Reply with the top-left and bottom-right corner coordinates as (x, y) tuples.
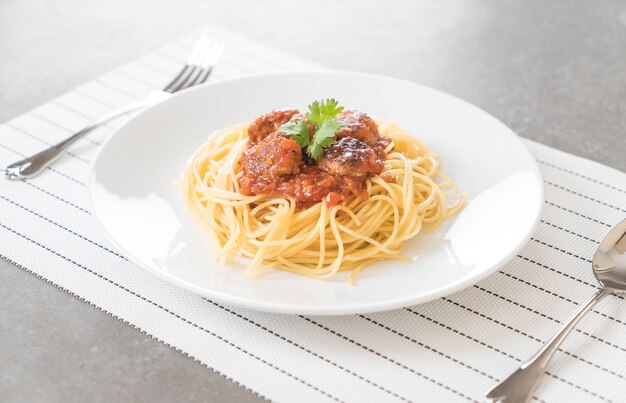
(1, 1), (625, 401)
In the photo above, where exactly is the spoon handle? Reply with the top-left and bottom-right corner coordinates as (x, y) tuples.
(485, 287), (610, 402)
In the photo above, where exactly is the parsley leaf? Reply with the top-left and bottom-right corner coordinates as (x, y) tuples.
(276, 99), (344, 160)
(303, 99), (345, 160)
(307, 119), (341, 160)
(278, 119), (310, 148)
(306, 99), (344, 126)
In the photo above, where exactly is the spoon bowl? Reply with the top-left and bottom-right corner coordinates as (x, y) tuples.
(593, 218), (626, 292)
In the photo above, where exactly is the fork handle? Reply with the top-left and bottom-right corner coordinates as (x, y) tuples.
(4, 99), (151, 180)
(485, 287), (610, 402)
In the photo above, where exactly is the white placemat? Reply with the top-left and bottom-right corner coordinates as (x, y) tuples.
(2, 27), (625, 402)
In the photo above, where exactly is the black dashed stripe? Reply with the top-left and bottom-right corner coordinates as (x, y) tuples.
(1, 196), (395, 400)
(517, 255), (596, 288)
(0, 195), (125, 260)
(545, 371), (611, 402)
(0, 253), (272, 403)
(517, 255), (625, 303)
(443, 297), (544, 344)
(4, 122), (92, 163)
(470, 286), (626, 353)
(538, 159), (626, 194)
(539, 219), (599, 244)
(474, 285), (567, 324)
(0, 223), (340, 402)
(299, 316), (475, 402)
(545, 200), (612, 228)
(545, 180), (626, 213)
(0, 142), (87, 188)
(204, 300), (408, 402)
(497, 271), (626, 380)
(28, 111), (101, 147)
(530, 237), (592, 263)
(499, 270), (580, 306)
(403, 307), (521, 361)
(357, 314), (498, 381)
(51, 100), (119, 133)
(443, 297), (625, 394)
(23, 181), (90, 214)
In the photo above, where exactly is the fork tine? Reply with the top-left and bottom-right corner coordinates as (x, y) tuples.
(171, 37), (220, 92)
(194, 42), (224, 85)
(163, 68), (192, 94)
(167, 37), (214, 92)
(178, 39), (219, 90)
(162, 35), (212, 93)
(199, 39), (223, 67)
(182, 40), (225, 90)
(187, 35), (210, 64)
(202, 40), (224, 68)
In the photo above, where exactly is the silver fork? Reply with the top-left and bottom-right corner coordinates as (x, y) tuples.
(4, 35), (224, 180)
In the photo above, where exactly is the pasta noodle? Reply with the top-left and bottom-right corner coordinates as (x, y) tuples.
(183, 121), (465, 282)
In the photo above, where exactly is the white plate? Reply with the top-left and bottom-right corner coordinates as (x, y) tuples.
(90, 71), (543, 315)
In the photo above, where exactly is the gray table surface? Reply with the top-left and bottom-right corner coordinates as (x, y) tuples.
(1, 1), (625, 402)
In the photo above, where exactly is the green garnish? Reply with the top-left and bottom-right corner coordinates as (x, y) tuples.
(278, 98), (344, 160)
(306, 98), (344, 127)
(307, 119), (341, 160)
(277, 119), (310, 148)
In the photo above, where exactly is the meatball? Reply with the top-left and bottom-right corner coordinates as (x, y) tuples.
(241, 132), (302, 182)
(247, 109), (300, 143)
(335, 110), (379, 146)
(317, 137), (382, 177)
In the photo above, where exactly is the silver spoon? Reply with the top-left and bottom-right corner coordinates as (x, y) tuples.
(485, 218), (626, 402)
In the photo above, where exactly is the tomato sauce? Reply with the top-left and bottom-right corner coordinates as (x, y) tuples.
(238, 109), (390, 206)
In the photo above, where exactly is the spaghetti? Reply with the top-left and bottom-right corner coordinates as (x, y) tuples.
(183, 119), (465, 282)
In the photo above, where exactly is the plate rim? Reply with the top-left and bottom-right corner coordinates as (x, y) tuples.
(89, 70), (544, 315)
